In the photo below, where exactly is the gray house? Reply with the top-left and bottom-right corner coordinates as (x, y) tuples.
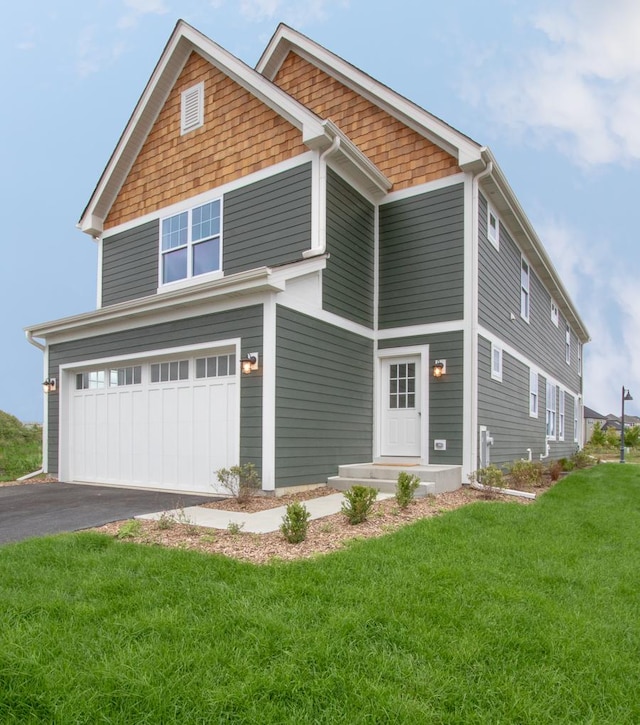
(26, 21), (589, 495)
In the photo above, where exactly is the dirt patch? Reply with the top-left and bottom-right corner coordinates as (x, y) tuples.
(0, 476), (58, 487)
(93, 487), (534, 565)
(201, 486), (340, 512)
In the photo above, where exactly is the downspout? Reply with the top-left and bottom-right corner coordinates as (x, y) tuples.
(466, 154), (493, 479)
(304, 135), (340, 258)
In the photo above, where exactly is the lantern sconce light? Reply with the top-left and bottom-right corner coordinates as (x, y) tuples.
(432, 360), (446, 378)
(43, 378), (57, 394)
(240, 353), (259, 375)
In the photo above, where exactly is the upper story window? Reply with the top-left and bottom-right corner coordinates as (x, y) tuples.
(487, 204), (499, 250)
(578, 342), (582, 377)
(161, 199), (222, 285)
(491, 343), (503, 381)
(565, 324), (571, 365)
(550, 301), (559, 327)
(181, 82), (204, 135)
(521, 257), (530, 322)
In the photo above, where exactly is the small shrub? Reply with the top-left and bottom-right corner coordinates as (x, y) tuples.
(280, 502), (311, 544)
(216, 463), (261, 504)
(558, 457), (574, 472)
(117, 520), (142, 539)
(548, 461), (563, 482)
(468, 465), (504, 499)
(572, 449), (593, 469)
(156, 512), (175, 530)
(395, 471), (420, 509)
(590, 421), (606, 447)
(341, 485), (377, 525)
(507, 460), (544, 488)
(227, 521), (245, 535)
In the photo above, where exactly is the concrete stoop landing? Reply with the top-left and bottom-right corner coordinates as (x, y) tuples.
(328, 463), (462, 497)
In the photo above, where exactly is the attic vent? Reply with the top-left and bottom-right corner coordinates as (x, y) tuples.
(181, 82), (204, 135)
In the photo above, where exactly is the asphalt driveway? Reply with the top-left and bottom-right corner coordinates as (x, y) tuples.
(0, 482), (220, 545)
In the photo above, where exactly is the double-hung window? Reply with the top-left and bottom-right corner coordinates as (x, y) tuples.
(487, 204), (499, 250)
(529, 370), (538, 417)
(161, 199), (222, 285)
(558, 389), (565, 440)
(574, 397), (579, 443)
(521, 257), (530, 322)
(546, 380), (557, 439)
(565, 324), (571, 365)
(491, 343), (503, 381)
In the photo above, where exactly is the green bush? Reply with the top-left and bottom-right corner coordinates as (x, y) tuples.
(280, 502), (311, 543)
(507, 459), (545, 488)
(0, 411), (42, 481)
(572, 449), (593, 469)
(395, 471), (420, 509)
(590, 421), (606, 446)
(468, 465), (504, 498)
(341, 485), (377, 525)
(116, 520), (142, 539)
(605, 427), (620, 448)
(624, 425), (640, 448)
(216, 463), (260, 504)
(558, 457), (575, 472)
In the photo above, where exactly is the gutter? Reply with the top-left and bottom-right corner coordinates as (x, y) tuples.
(25, 330), (45, 351)
(304, 134), (340, 259)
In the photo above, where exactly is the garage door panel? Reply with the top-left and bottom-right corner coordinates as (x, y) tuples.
(68, 353), (239, 494)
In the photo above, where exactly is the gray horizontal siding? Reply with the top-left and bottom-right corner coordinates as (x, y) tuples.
(101, 220), (159, 306)
(324, 168), (375, 327)
(276, 306), (373, 487)
(478, 193), (582, 392)
(378, 331), (464, 465)
(224, 163), (312, 274)
(478, 336), (579, 469)
(379, 183), (464, 328)
(47, 306), (263, 477)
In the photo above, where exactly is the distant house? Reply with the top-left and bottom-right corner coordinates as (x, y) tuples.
(583, 406), (606, 441)
(25, 21), (589, 495)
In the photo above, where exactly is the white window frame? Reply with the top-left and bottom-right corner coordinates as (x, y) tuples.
(578, 343), (582, 377)
(521, 256), (530, 322)
(546, 380), (557, 439)
(550, 301), (559, 327)
(491, 343), (503, 381)
(529, 369), (538, 418)
(160, 198), (223, 286)
(487, 204), (499, 250)
(565, 324), (571, 365)
(181, 82), (204, 135)
(574, 396), (579, 443)
(558, 389), (565, 441)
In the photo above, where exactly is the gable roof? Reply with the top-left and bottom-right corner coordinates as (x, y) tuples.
(79, 20), (390, 236)
(257, 24), (590, 343)
(584, 406), (606, 420)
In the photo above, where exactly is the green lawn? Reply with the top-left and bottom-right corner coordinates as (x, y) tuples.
(2, 465), (640, 723)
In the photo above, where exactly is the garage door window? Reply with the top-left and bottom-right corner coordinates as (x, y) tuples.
(109, 365), (142, 387)
(195, 353), (236, 378)
(76, 370), (106, 390)
(150, 360), (189, 383)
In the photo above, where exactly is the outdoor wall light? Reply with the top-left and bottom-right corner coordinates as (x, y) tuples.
(432, 360), (446, 378)
(240, 353), (259, 375)
(43, 378), (57, 393)
(620, 386), (633, 463)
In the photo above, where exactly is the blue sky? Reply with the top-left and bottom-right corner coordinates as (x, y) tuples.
(2, 0), (639, 422)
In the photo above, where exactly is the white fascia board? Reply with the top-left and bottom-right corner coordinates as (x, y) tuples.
(481, 148), (590, 344)
(25, 266), (285, 340)
(79, 21), (327, 236)
(256, 25), (483, 168)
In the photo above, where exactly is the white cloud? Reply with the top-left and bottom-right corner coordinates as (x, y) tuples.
(239, 0), (347, 26)
(118, 0), (169, 30)
(536, 216), (640, 415)
(76, 25), (126, 78)
(489, 0), (640, 166)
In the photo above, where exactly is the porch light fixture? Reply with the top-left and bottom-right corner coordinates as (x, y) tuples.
(240, 353), (259, 375)
(432, 360), (446, 378)
(43, 378), (57, 394)
(620, 386), (633, 463)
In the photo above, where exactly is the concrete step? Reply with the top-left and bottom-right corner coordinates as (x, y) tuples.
(332, 463), (462, 494)
(327, 476), (435, 497)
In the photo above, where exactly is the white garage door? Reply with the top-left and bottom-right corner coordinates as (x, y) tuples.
(68, 351), (238, 494)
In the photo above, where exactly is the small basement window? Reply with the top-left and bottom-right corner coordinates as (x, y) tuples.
(551, 301), (559, 327)
(181, 82), (204, 135)
(487, 204), (499, 250)
(491, 343), (503, 382)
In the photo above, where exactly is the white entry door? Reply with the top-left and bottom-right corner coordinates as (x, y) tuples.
(381, 356), (422, 457)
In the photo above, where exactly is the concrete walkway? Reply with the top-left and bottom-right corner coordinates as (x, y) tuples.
(137, 492), (394, 533)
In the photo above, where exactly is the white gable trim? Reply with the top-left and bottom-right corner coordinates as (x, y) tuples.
(257, 25), (484, 171)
